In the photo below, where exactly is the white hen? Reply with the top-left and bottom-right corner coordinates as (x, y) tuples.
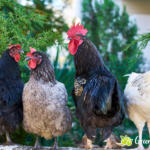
(124, 72), (150, 150)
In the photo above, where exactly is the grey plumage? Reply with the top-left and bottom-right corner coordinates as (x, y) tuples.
(23, 51), (73, 140)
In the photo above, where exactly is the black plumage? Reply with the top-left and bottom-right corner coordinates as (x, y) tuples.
(0, 49), (24, 143)
(72, 37), (124, 142)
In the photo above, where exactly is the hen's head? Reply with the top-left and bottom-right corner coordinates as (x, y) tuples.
(67, 22), (88, 55)
(9, 45), (24, 62)
(25, 47), (42, 69)
(25, 47), (56, 84)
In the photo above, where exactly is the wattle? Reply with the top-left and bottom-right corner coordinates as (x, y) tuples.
(14, 54), (20, 62)
(29, 60), (36, 69)
(68, 39), (83, 55)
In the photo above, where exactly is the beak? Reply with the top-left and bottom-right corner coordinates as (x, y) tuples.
(19, 50), (24, 53)
(67, 38), (72, 40)
(25, 57), (31, 61)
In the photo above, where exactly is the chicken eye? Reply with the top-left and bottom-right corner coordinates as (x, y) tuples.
(75, 35), (80, 39)
(11, 49), (15, 52)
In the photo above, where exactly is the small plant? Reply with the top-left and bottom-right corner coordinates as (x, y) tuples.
(124, 32), (150, 69)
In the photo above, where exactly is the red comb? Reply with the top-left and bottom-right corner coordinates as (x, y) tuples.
(67, 22), (88, 38)
(9, 45), (22, 49)
(27, 47), (36, 57)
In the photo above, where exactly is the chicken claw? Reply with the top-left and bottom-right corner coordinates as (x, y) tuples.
(104, 133), (124, 149)
(74, 134), (100, 150)
(3, 141), (15, 146)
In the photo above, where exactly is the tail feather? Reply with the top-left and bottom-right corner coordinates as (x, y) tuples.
(100, 125), (114, 141)
(123, 95), (129, 119)
(100, 110), (125, 141)
(123, 74), (130, 77)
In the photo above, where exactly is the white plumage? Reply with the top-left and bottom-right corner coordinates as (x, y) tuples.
(124, 72), (150, 150)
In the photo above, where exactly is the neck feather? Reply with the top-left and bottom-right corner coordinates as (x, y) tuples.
(30, 57), (56, 84)
(0, 50), (21, 79)
(74, 39), (108, 77)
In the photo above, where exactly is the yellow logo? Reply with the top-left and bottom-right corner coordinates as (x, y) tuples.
(120, 135), (133, 146)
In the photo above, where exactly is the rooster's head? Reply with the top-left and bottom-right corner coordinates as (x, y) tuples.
(25, 47), (42, 69)
(67, 22), (88, 55)
(9, 45), (24, 62)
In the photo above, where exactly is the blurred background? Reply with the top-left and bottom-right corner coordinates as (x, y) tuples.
(0, 0), (150, 148)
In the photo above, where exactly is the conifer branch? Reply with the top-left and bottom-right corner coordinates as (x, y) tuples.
(22, 37), (52, 50)
(124, 32), (150, 69)
(5, 16), (24, 28)
(22, 38), (43, 50)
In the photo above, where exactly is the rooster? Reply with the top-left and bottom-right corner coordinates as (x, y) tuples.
(0, 45), (24, 145)
(23, 47), (73, 150)
(67, 23), (124, 149)
(124, 72), (150, 150)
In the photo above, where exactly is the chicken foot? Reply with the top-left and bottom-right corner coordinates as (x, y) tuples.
(74, 134), (100, 150)
(3, 132), (15, 146)
(104, 133), (124, 149)
(49, 137), (62, 150)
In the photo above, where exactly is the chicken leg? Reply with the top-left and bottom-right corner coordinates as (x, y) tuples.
(3, 132), (14, 146)
(130, 121), (145, 150)
(74, 134), (100, 150)
(146, 122), (150, 150)
(34, 135), (42, 150)
(137, 127), (145, 150)
(49, 137), (62, 150)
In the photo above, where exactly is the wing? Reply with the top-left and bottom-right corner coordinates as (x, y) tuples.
(132, 71), (150, 96)
(0, 79), (24, 115)
(0, 80), (10, 110)
(73, 74), (123, 116)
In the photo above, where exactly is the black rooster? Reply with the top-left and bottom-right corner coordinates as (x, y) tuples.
(67, 23), (124, 149)
(0, 45), (24, 145)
